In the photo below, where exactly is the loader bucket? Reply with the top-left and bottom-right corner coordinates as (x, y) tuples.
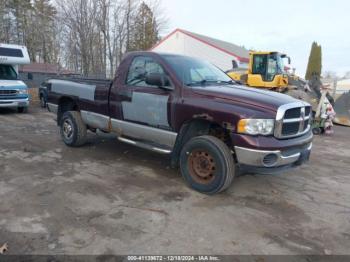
(333, 92), (350, 126)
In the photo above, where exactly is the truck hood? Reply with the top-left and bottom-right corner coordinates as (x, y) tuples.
(0, 80), (27, 90)
(191, 84), (298, 112)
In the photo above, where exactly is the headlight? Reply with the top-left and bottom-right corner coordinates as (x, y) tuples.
(18, 89), (28, 94)
(237, 119), (275, 136)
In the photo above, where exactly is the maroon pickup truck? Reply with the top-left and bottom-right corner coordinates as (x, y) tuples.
(47, 52), (313, 194)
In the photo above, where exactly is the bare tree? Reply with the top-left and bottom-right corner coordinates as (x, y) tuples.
(343, 71), (350, 79)
(0, 0), (169, 77)
(32, 0), (57, 63)
(0, 0), (12, 43)
(57, 0), (101, 76)
(113, 0), (131, 65)
(323, 71), (338, 79)
(125, 0), (139, 52)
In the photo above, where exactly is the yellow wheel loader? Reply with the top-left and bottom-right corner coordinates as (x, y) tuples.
(227, 51), (350, 127)
(227, 51), (290, 90)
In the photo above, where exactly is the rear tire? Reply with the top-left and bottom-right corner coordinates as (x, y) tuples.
(180, 135), (235, 195)
(60, 111), (87, 147)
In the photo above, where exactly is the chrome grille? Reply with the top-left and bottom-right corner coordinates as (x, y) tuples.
(274, 102), (312, 139)
(284, 107), (301, 119)
(0, 89), (18, 96)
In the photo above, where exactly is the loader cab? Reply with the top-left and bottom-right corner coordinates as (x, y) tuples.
(247, 52), (290, 89)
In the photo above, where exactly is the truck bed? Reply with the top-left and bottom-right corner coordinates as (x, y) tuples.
(49, 77), (112, 86)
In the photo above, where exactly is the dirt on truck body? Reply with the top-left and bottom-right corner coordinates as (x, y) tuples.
(46, 51), (313, 194)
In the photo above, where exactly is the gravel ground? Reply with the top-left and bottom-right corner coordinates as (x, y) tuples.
(0, 105), (349, 255)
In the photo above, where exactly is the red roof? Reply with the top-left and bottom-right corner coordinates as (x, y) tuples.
(19, 63), (75, 75)
(151, 28), (250, 63)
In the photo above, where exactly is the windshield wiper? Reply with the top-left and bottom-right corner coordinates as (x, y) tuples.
(186, 80), (207, 86)
(217, 80), (234, 85)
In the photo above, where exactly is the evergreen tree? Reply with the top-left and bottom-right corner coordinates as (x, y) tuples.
(129, 2), (159, 51)
(305, 41), (322, 80)
(32, 0), (57, 63)
(316, 44), (322, 77)
(8, 0), (32, 44)
(0, 0), (11, 42)
(2, 0), (57, 63)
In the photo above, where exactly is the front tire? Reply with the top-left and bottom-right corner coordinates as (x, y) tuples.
(18, 107), (28, 113)
(60, 111), (87, 147)
(180, 135), (235, 195)
(40, 95), (46, 108)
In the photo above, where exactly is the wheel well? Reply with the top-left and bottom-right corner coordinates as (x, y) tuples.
(57, 97), (79, 125)
(170, 119), (232, 168)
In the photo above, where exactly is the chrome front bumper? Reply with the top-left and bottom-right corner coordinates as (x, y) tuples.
(0, 98), (29, 108)
(235, 143), (312, 168)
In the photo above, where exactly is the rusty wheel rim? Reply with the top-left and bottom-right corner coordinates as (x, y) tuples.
(188, 149), (216, 184)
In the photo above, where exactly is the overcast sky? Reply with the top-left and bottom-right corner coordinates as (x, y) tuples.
(159, 0), (350, 77)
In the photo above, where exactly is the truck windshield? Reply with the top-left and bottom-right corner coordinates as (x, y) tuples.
(162, 55), (233, 86)
(0, 64), (18, 80)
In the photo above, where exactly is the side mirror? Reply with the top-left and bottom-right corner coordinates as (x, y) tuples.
(134, 67), (147, 80)
(145, 73), (173, 90)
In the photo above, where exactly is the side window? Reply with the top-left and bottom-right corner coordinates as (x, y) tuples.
(126, 57), (145, 85)
(126, 56), (166, 87)
(266, 57), (277, 81)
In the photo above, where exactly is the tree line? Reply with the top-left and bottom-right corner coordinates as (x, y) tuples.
(0, 0), (166, 78)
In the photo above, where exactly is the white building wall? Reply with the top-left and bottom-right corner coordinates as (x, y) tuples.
(152, 31), (186, 55)
(153, 31), (246, 71)
(182, 33), (239, 71)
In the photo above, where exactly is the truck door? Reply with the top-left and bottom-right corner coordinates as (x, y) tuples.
(114, 55), (174, 130)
